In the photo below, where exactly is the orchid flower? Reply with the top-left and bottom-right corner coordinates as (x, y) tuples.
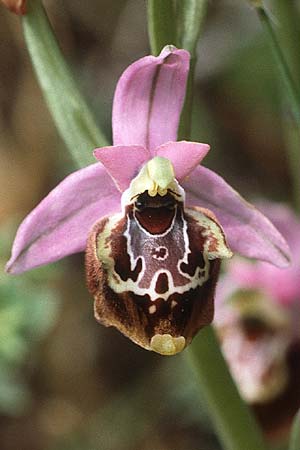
(6, 46), (290, 356)
(214, 203), (300, 435)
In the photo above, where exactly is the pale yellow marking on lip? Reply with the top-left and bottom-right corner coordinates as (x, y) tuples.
(150, 334), (186, 355)
(148, 305), (156, 314)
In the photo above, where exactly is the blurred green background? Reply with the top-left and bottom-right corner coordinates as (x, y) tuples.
(0, 1), (299, 449)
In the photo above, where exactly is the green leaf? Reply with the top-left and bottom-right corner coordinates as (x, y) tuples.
(22, 0), (108, 169)
(289, 409), (300, 450)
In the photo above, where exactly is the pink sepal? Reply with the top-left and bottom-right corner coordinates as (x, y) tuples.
(6, 163), (120, 274)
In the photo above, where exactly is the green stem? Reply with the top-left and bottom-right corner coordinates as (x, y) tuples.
(148, 3), (267, 449)
(188, 326), (268, 450)
(289, 408), (300, 450)
(22, 0), (108, 168)
(176, 0), (208, 140)
(147, 0), (177, 56)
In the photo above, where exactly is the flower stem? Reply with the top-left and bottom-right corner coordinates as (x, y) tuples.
(188, 326), (268, 450)
(148, 3), (268, 450)
(289, 408), (300, 450)
(22, 0), (108, 169)
(147, 0), (177, 56)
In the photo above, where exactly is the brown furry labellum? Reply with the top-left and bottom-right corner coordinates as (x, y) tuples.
(86, 184), (232, 356)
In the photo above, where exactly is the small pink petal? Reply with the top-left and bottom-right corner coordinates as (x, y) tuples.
(183, 166), (291, 268)
(6, 164), (121, 274)
(112, 46), (189, 153)
(155, 141), (210, 180)
(94, 145), (151, 191)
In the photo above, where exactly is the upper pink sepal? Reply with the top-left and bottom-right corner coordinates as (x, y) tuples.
(6, 163), (120, 274)
(94, 145), (151, 191)
(156, 141), (210, 180)
(183, 166), (291, 268)
(112, 46), (190, 152)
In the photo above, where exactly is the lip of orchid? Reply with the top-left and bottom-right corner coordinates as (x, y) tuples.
(6, 46), (291, 276)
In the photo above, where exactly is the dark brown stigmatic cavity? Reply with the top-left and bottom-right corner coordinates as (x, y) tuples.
(86, 189), (232, 355)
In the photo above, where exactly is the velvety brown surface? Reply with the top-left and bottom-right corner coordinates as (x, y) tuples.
(86, 203), (221, 351)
